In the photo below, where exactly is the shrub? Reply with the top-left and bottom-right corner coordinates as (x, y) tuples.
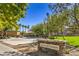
(48, 36), (56, 39)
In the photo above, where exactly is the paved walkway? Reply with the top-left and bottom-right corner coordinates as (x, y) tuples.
(0, 43), (17, 54)
(1, 38), (38, 45)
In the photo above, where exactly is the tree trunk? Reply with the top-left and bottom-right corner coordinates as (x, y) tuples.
(48, 32), (51, 37)
(1, 31), (4, 39)
(55, 31), (58, 39)
(61, 28), (65, 40)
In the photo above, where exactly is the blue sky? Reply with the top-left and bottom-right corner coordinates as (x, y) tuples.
(18, 3), (51, 28)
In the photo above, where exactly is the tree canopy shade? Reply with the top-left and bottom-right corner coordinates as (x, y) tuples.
(0, 3), (28, 31)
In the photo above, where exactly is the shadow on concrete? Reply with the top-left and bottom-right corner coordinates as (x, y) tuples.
(27, 47), (60, 56)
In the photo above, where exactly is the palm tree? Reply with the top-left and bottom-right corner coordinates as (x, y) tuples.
(27, 25), (30, 29)
(24, 26), (28, 32)
(19, 24), (22, 32)
(21, 25), (24, 32)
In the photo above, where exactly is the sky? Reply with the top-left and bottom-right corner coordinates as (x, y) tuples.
(18, 3), (51, 28)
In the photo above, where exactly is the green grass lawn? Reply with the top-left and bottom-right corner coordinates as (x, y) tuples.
(54, 36), (79, 47)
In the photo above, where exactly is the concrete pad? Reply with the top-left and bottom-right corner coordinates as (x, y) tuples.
(0, 43), (17, 54)
(1, 38), (38, 45)
(2, 41), (34, 45)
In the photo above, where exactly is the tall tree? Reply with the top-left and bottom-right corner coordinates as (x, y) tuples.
(47, 3), (70, 39)
(31, 23), (43, 37)
(0, 3), (28, 37)
(49, 3), (79, 35)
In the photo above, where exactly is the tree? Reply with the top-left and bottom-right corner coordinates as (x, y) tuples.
(0, 3), (28, 38)
(46, 10), (69, 39)
(24, 25), (28, 32)
(47, 14), (58, 37)
(48, 3), (79, 37)
(19, 24), (22, 31)
(47, 4), (70, 39)
(31, 23), (43, 37)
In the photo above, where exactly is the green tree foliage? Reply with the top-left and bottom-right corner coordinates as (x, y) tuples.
(31, 23), (43, 36)
(47, 10), (69, 39)
(31, 3), (79, 39)
(48, 3), (79, 36)
(0, 3), (28, 31)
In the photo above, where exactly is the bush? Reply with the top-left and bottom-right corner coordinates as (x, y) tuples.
(48, 36), (56, 39)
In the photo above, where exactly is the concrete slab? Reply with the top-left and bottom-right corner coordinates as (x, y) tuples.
(0, 43), (17, 54)
(1, 38), (38, 45)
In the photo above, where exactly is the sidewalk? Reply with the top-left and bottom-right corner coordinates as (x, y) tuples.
(0, 43), (17, 54)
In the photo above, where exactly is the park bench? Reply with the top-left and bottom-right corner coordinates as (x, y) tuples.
(0, 38), (67, 55)
(37, 39), (67, 55)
